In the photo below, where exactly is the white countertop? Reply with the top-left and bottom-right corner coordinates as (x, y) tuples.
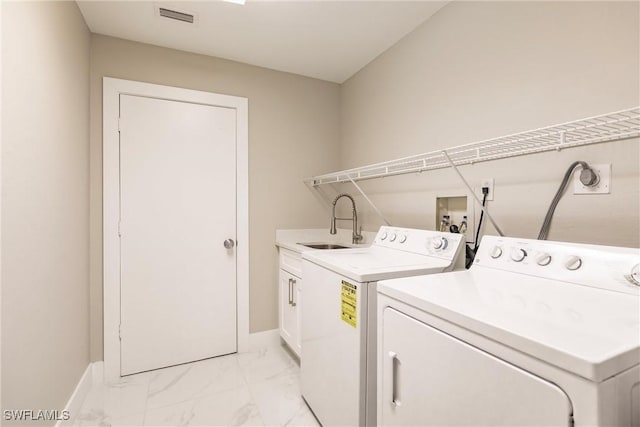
(275, 228), (375, 253)
(303, 245), (453, 282)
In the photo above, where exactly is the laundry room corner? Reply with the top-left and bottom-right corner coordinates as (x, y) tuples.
(338, 1), (640, 247)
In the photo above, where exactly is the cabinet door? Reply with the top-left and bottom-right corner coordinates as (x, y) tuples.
(380, 307), (573, 426)
(294, 276), (302, 355)
(279, 269), (299, 355)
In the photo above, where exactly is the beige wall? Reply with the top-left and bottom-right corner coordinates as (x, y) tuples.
(2, 1), (90, 424)
(89, 35), (341, 361)
(340, 1), (639, 247)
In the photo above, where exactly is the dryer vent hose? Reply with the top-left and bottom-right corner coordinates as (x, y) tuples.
(537, 161), (597, 240)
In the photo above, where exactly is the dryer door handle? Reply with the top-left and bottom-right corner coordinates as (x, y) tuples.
(388, 351), (401, 408)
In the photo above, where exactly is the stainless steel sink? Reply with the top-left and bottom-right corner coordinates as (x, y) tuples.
(298, 243), (350, 250)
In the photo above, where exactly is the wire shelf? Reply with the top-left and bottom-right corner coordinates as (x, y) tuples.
(306, 107), (640, 186)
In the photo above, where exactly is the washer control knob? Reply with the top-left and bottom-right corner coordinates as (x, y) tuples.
(565, 256), (582, 271)
(510, 248), (527, 262)
(389, 233), (397, 242)
(627, 264), (640, 286)
(399, 235), (407, 243)
(489, 246), (502, 259)
(489, 246), (503, 259)
(432, 237), (448, 250)
(380, 232), (388, 240)
(536, 253), (552, 266)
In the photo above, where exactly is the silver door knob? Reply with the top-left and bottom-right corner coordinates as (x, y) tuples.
(223, 239), (235, 249)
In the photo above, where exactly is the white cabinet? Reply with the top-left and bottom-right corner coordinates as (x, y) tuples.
(279, 269), (301, 355)
(278, 248), (302, 357)
(379, 307), (572, 426)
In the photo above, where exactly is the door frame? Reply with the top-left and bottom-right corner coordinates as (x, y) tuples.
(103, 77), (249, 381)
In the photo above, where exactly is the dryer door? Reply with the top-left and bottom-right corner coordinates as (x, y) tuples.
(380, 307), (573, 426)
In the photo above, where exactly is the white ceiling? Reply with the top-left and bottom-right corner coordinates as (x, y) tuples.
(77, 1), (447, 83)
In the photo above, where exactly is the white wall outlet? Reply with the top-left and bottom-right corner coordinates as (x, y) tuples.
(574, 163), (611, 194)
(479, 178), (494, 201)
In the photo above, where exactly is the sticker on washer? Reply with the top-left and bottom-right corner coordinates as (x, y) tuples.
(341, 280), (357, 328)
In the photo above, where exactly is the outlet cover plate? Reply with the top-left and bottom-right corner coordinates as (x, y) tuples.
(479, 178), (494, 201)
(574, 163), (610, 194)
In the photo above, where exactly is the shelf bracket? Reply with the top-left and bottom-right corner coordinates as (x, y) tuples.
(347, 175), (392, 226)
(557, 131), (566, 151)
(441, 151), (505, 237)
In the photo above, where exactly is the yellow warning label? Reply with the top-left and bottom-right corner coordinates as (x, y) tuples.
(341, 280), (357, 328)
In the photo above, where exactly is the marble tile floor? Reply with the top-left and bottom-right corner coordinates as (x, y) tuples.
(73, 343), (320, 427)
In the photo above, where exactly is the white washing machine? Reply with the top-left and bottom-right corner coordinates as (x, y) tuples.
(377, 235), (640, 426)
(301, 226), (465, 427)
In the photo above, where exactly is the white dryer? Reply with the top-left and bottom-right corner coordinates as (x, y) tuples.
(377, 235), (640, 426)
(301, 226), (465, 427)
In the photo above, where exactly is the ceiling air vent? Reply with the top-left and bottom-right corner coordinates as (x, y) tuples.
(158, 7), (194, 24)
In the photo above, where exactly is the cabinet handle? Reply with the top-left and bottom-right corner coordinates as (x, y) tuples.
(291, 279), (297, 307)
(288, 278), (292, 305)
(388, 351), (401, 408)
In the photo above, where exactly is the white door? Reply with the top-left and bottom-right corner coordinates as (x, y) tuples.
(119, 94), (237, 376)
(380, 307), (573, 426)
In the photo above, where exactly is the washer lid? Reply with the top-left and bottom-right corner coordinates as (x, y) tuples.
(378, 268), (640, 382)
(303, 246), (454, 282)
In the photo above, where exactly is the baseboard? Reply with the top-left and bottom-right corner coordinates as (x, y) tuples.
(55, 362), (94, 427)
(247, 328), (280, 351)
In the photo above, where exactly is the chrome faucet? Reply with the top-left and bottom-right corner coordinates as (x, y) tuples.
(330, 193), (364, 244)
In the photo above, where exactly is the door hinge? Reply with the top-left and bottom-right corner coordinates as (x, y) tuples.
(118, 324), (122, 341)
(569, 415), (574, 427)
(118, 117), (122, 133)
(118, 220), (121, 237)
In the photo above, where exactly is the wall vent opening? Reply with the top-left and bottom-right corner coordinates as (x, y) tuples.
(158, 7), (194, 23)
